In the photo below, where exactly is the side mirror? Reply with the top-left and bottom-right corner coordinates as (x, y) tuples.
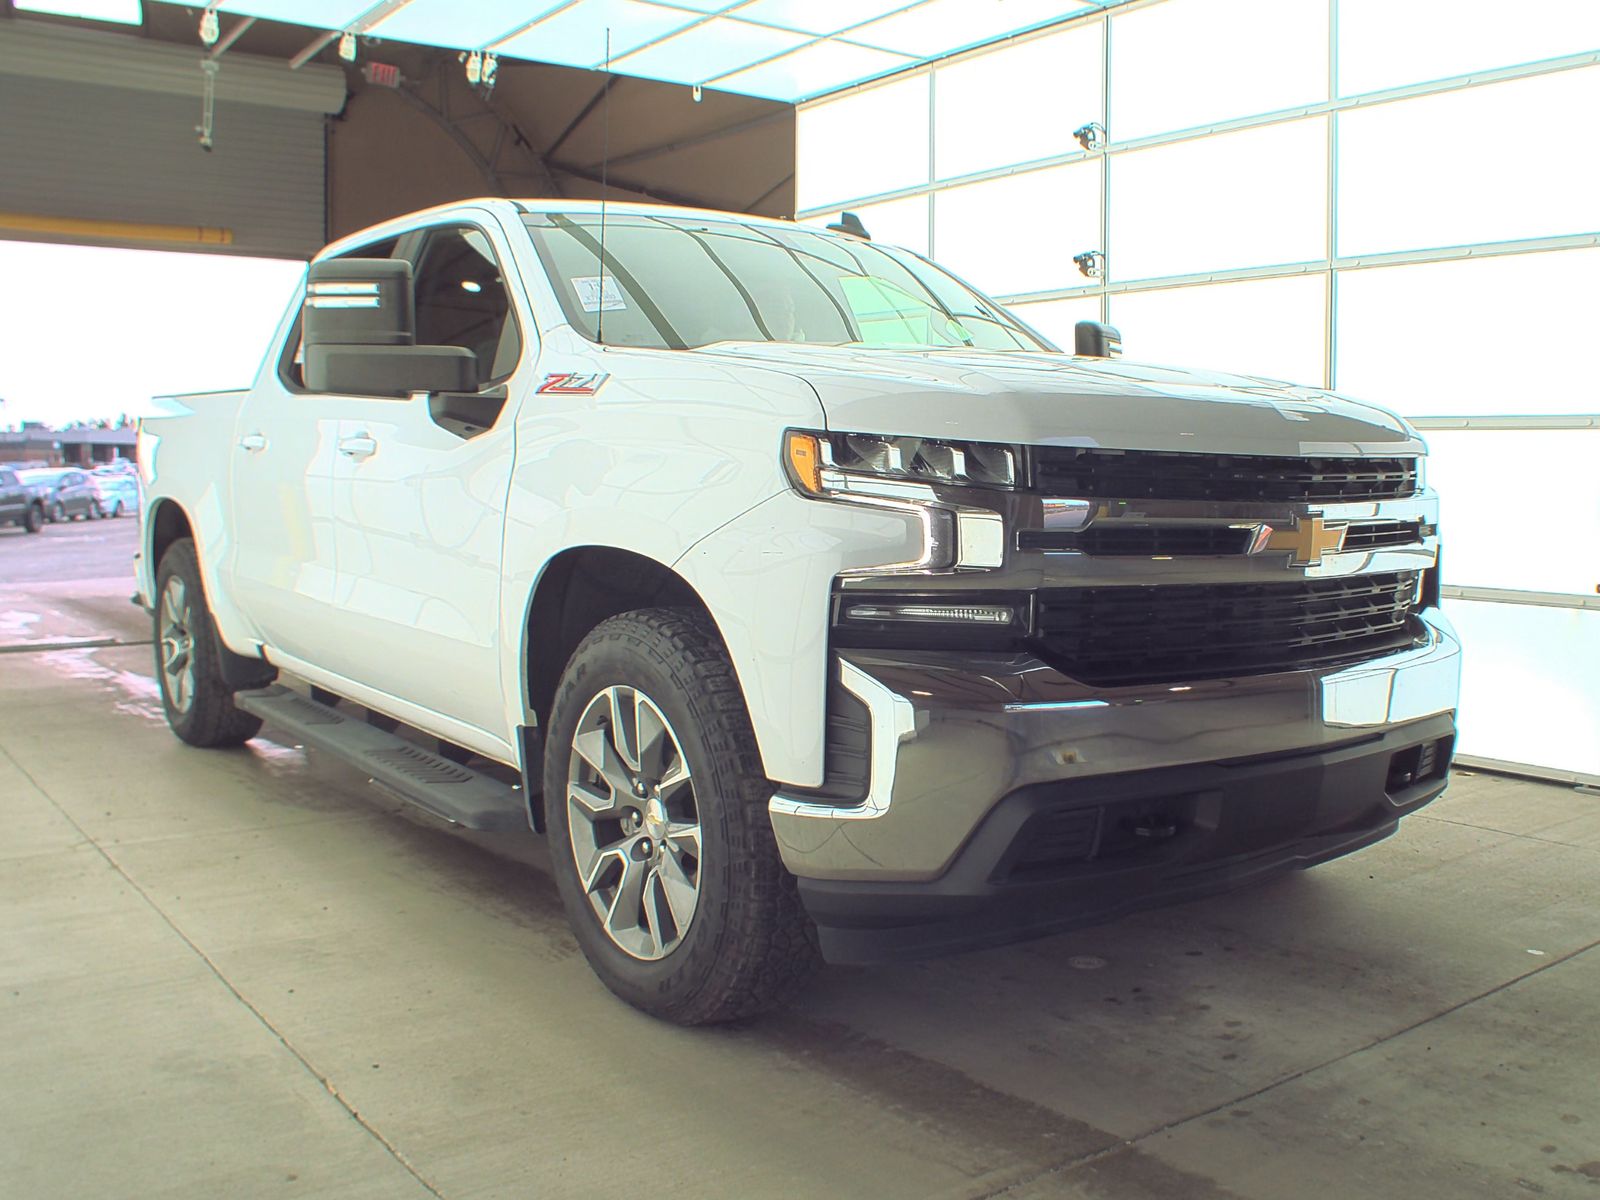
(302, 258), (479, 397)
(1074, 320), (1123, 359)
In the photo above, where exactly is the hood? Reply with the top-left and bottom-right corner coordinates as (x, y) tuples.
(690, 343), (1423, 458)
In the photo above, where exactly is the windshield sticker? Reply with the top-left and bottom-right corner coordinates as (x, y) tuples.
(571, 275), (626, 312)
(538, 372), (611, 396)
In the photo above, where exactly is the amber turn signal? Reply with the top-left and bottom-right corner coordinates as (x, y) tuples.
(785, 430), (823, 494)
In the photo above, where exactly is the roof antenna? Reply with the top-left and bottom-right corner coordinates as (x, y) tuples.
(596, 26), (612, 344)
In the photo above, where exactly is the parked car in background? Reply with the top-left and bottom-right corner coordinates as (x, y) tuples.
(0, 467), (47, 533)
(18, 468), (102, 522)
(90, 469), (140, 518)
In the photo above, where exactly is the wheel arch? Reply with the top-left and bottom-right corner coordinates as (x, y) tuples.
(146, 498), (276, 692)
(521, 545), (715, 733)
(147, 497), (194, 575)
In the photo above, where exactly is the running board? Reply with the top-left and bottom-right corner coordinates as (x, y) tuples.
(234, 686), (528, 832)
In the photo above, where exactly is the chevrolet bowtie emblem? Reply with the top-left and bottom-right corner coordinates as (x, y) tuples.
(1252, 515), (1348, 566)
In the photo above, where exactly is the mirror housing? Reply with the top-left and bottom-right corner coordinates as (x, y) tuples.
(1074, 320), (1123, 359)
(302, 257), (480, 397)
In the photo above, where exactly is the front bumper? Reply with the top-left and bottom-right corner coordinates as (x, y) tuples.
(770, 608), (1461, 963)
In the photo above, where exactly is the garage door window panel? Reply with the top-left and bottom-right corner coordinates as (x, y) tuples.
(1335, 249), (1600, 416)
(1109, 274), (1326, 384)
(797, 74), (930, 211)
(1110, 0), (1328, 140)
(933, 23), (1102, 180)
(1337, 68), (1600, 256)
(1109, 118), (1327, 282)
(1338, 0), (1600, 96)
(932, 162), (1100, 297)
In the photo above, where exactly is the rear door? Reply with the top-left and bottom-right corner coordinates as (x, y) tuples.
(228, 235), (398, 662)
(319, 219), (530, 740)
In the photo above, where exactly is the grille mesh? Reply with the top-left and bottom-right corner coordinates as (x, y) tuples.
(1032, 571), (1423, 686)
(1032, 448), (1418, 503)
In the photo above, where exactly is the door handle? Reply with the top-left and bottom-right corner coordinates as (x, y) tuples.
(238, 433), (267, 452)
(337, 435), (378, 459)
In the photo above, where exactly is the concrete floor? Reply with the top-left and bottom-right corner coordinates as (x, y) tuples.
(3, 520), (1598, 1199)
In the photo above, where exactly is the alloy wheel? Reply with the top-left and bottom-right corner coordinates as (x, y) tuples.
(158, 576), (197, 714)
(566, 685), (702, 961)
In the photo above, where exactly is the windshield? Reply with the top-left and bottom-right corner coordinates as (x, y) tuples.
(18, 469), (65, 485)
(523, 212), (1052, 353)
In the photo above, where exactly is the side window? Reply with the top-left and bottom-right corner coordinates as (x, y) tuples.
(279, 236), (400, 391)
(0, 470), (15, 487)
(411, 226), (521, 384)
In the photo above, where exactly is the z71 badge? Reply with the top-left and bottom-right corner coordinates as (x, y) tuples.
(537, 371), (611, 395)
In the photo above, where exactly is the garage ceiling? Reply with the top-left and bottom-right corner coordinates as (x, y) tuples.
(176, 0), (1129, 102)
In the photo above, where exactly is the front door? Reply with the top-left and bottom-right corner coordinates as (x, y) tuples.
(321, 221), (530, 743)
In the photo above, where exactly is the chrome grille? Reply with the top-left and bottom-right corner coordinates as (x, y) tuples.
(1032, 571), (1423, 687)
(1342, 520), (1425, 551)
(1031, 448), (1418, 503)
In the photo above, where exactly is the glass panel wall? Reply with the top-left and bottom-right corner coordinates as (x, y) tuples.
(932, 162), (1100, 296)
(1335, 248), (1600, 415)
(1109, 0), (1328, 138)
(1110, 119), (1327, 281)
(1338, 0), (1600, 95)
(1424, 430), (1600, 597)
(796, 73), (928, 211)
(1337, 68), (1600, 256)
(1109, 274), (1325, 383)
(933, 23), (1101, 179)
(796, 0), (1600, 779)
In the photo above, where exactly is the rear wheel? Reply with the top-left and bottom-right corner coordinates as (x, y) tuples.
(154, 538), (263, 748)
(544, 608), (818, 1025)
(50, 501), (64, 523)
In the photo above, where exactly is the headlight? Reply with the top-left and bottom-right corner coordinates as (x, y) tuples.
(785, 430), (1017, 494)
(783, 430), (1013, 572)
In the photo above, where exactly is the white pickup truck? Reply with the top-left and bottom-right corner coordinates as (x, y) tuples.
(137, 198), (1460, 1024)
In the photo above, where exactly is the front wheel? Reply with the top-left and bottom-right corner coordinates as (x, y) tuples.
(153, 538), (263, 747)
(544, 608), (818, 1025)
(23, 504), (43, 533)
(50, 501), (65, 523)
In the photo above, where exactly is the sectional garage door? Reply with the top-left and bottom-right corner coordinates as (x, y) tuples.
(0, 20), (344, 258)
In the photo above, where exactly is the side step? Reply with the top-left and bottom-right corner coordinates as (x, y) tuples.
(235, 685), (528, 833)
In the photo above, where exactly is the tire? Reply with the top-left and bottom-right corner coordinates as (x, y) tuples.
(543, 608), (818, 1025)
(23, 504), (43, 534)
(111, 500), (124, 519)
(153, 538), (263, 748)
(50, 501), (65, 523)
(89, 501), (103, 520)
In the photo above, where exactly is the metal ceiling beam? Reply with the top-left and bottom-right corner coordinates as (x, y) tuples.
(289, 0), (416, 70)
(545, 76), (618, 161)
(206, 15), (255, 59)
(390, 60), (562, 198)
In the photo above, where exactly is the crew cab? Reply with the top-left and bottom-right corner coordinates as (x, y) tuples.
(136, 199), (1460, 1024)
